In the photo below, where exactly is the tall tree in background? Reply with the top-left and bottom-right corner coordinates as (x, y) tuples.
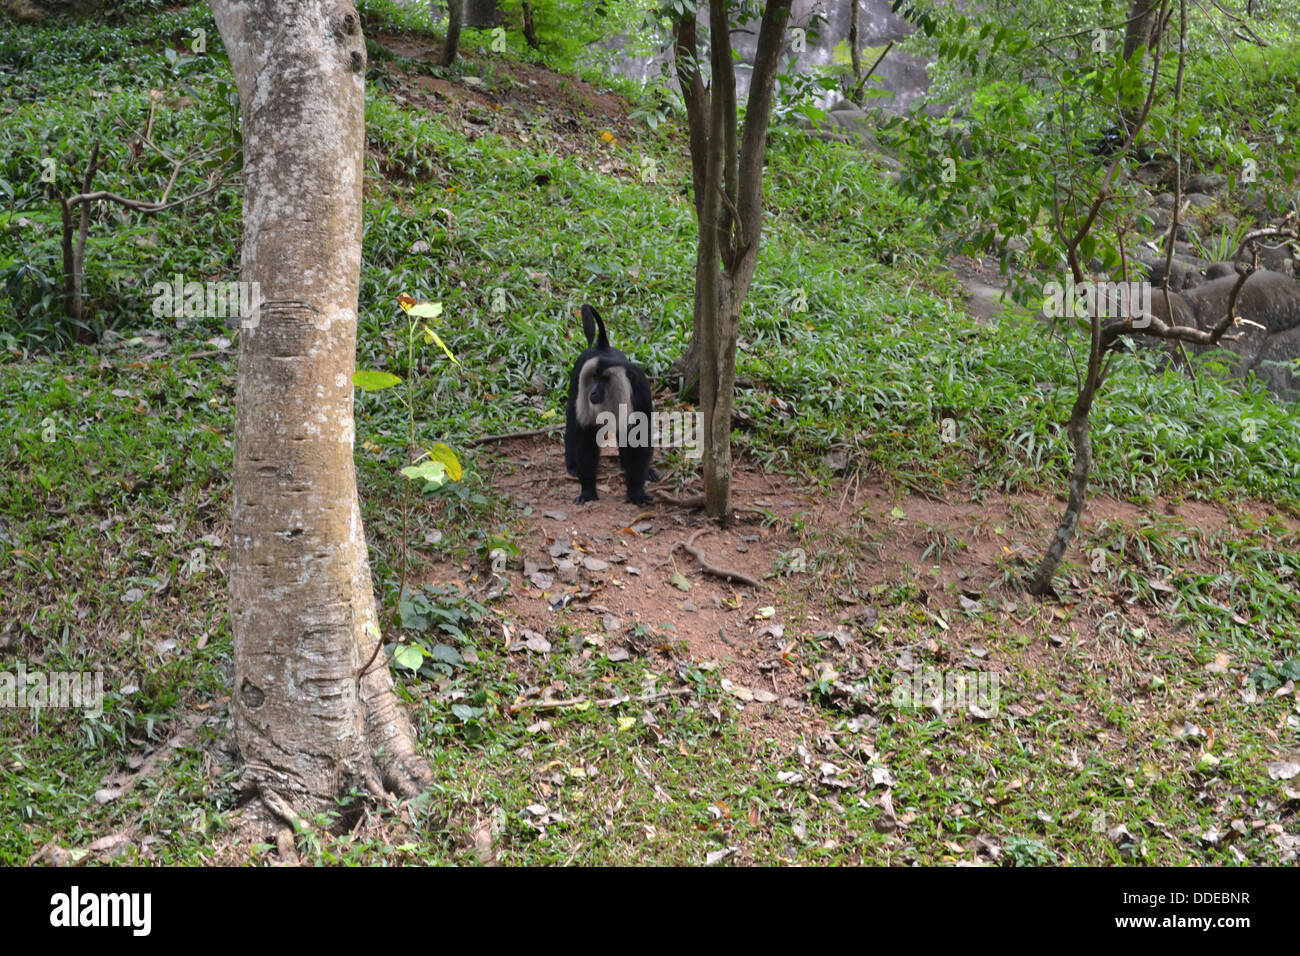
(442, 0), (464, 65)
(211, 0), (431, 829)
(1122, 0), (1162, 61)
(848, 0), (863, 103)
(672, 0), (792, 520)
(1118, 0), (1165, 137)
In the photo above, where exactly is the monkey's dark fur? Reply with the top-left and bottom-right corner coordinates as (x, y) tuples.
(564, 304), (655, 504)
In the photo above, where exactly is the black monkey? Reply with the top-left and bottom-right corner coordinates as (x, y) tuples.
(564, 304), (655, 504)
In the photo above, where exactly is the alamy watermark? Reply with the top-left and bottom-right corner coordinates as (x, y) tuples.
(1042, 276), (1152, 328)
(1, 662), (104, 718)
(596, 407), (703, 459)
(151, 274), (262, 327)
(892, 668), (1000, 716)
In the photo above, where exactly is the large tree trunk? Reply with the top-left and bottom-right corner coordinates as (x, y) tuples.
(1122, 0), (1162, 61)
(1119, 0), (1164, 137)
(211, 0), (430, 830)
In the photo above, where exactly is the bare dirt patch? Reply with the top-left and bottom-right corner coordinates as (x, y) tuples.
(414, 433), (1297, 751)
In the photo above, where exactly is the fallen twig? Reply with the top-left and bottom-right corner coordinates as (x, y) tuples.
(463, 424), (563, 446)
(509, 687), (693, 712)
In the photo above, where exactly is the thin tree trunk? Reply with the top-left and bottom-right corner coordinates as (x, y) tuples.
(1030, 0), (1172, 595)
(59, 144), (99, 326)
(443, 0), (462, 65)
(849, 1), (862, 104)
(522, 1), (538, 48)
(1119, 0), (1162, 137)
(211, 0), (430, 828)
(672, 12), (708, 401)
(1027, 392), (1095, 595)
(690, 0), (790, 521)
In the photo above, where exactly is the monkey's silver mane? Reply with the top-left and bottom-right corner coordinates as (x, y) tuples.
(576, 359), (633, 428)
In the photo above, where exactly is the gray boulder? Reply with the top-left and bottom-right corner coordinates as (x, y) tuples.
(1151, 271), (1300, 402)
(1185, 173), (1228, 195)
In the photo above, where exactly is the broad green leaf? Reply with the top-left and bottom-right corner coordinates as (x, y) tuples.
(401, 461), (448, 487)
(393, 644), (425, 671)
(451, 703), (485, 721)
(431, 643), (462, 666)
(409, 301), (444, 320)
(353, 369), (402, 391)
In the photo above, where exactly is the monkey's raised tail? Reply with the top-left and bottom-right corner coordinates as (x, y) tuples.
(581, 303), (610, 349)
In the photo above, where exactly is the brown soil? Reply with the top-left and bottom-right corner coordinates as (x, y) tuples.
(414, 434), (1298, 750)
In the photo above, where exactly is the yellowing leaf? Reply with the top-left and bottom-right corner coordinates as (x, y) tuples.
(427, 328), (460, 366)
(427, 443), (462, 481)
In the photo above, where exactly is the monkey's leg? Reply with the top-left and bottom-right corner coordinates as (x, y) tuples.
(575, 430), (600, 503)
(564, 403), (581, 477)
(619, 443), (653, 504)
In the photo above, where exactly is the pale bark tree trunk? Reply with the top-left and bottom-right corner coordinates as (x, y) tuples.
(673, 1), (791, 521)
(211, 0), (431, 828)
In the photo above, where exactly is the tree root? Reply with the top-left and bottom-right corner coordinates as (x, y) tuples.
(673, 528), (763, 588)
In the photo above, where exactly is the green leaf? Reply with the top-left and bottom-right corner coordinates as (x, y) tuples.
(409, 301), (444, 320)
(669, 572), (691, 591)
(401, 460), (448, 488)
(431, 643), (462, 666)
(393, 644), (425, 671)
(353, 369), (402, 391)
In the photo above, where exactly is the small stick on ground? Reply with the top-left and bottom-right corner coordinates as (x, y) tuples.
(673, 528), (763, 589)
(464, 424), (563, 446)
(509, 687), (693, 713)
